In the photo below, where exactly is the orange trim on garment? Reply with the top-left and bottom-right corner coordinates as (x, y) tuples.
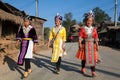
(22, 38), (32, 40)
(76, 44), (99, 61)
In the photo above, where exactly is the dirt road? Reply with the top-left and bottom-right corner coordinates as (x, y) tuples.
(0, 43), (120, 80)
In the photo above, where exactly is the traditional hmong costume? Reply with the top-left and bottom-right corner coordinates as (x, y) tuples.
(49, 13), (66, 74)
(49, 25), (66, 74)
(76, 10), (100, 77)
(17, 25), (38, 65)
(76, 26), (99, 66)
(76, 26), (99, 76)
(49, 25), (66, 62)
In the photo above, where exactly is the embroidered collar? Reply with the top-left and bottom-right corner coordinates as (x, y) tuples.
(55, 25), (62, 28)
(23, 25), (33, 34)
(84, 26), (94, 35)
(54, 25), (62, 33)
(84, 26), (93, 30)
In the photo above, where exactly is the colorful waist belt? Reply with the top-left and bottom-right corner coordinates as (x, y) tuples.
(22, 38), (32, 40)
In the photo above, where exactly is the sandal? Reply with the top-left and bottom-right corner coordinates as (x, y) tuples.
(28, 69), (32, 74)
(92, 71), (96, 77)
(24, 72), (28, 78)
(81, 68), (86, 74)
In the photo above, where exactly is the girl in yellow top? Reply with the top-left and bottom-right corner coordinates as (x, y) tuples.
(48, 13), (66, 74)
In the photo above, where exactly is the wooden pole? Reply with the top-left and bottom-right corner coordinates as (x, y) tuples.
(114, 0), (118, 27)
(36, 0), (39, 17)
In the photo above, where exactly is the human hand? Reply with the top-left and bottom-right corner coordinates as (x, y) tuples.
(15, 40), (20, 49)
(96, 46), (99, 51)
(33, 44), (37, 54)
(62, 43), (65, 51)
(47, 42), (51, 49)
(79, 44), (82, 50)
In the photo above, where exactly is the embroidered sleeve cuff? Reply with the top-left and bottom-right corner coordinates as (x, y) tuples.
(34, 40), (38, 43)
(17, 37), (22, 41)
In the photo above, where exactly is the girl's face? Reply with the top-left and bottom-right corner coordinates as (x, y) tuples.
(24, 20), (30, 27)
(86, 17), (93, 27)
(55, 19), (61, 27)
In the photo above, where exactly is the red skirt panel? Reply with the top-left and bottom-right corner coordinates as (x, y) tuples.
(76, 44), (99, 62)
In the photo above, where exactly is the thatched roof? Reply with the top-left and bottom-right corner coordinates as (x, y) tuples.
(30, 16), (47, 21)
(0, 9), (23, 24)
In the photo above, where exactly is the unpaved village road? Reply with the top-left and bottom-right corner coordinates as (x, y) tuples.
(0, 43), (120, 80)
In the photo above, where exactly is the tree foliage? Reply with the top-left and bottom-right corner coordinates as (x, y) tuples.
(44, 27), (50, 40)
(62, 7), (111, 37)
(92, 7), (111, 23)
(83, 7), (111, 24)
(62, 12), (76, 36)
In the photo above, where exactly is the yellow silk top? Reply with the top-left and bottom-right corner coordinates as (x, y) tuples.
(49, 26), (66, 62)
(49, 26), (66, 41)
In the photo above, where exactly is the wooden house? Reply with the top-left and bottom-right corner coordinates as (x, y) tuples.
(0, 1), (24, 39)
(30, 16), (47, 42)
(0, 1), (46, 42)
(98, 21), (120, 47)
(68, 24), (80, 42)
